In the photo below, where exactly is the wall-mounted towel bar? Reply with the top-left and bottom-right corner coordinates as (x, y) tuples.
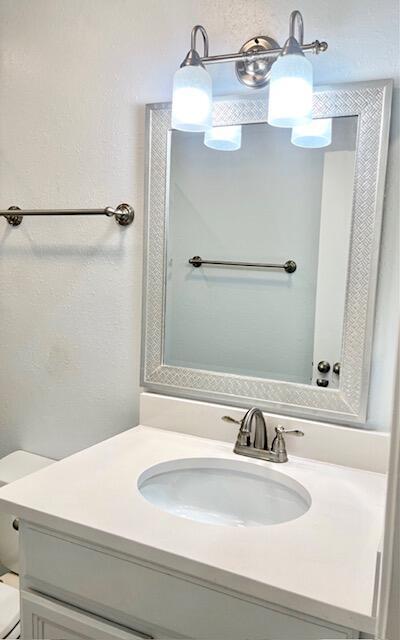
(189, 256), (297, 273)
(0, 203), (134, 227)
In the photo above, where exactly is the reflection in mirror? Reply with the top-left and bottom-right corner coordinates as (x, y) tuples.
(164, 117), (357, 386)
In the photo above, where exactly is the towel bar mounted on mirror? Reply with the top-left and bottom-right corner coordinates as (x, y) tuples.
(189, 256), (297, 273)
(0, 203), (135, 227)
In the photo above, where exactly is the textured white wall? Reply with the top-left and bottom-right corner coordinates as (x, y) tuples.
(0, 0), (398, 459)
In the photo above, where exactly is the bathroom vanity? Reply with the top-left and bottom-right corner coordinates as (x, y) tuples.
(0, 424), (385, 639)
(0, 78), (392, 640)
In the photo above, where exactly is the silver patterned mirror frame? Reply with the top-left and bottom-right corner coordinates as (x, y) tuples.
(142, 79), (392, 425)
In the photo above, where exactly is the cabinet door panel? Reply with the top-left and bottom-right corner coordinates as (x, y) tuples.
(21, 591), (152, 640)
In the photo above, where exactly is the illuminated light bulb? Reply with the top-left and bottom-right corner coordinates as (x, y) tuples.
(171, 27), (213, 132)
(171, 65), (212, 132)
(204, 125), (242, 151)
(267, 27), (313, 129)
(291, 118), (332, 148)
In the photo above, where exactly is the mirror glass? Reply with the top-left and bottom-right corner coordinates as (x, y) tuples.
(164, 117), (357, 386)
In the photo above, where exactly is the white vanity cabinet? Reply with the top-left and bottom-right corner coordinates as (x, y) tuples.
(19, 523), (360, 640)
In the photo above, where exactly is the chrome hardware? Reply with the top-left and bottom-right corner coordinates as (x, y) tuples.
(271, 426), (304, 462)
(202, 38), (327, 66)
(1, 203), (135, 227)
(289, 10), (304, 45)
(235, 36), (280, 88)
(241, 407), (268, 450)
(316, 378), (329, 387)
(113, 203), (135, 226)
(180, 25), (209, 69)
(12, 518), (19, 531)
(222, 415), (249, 444)
(333, 362), (341, 375)
(189, 256), (297, 273)
(5, 206), (23, 227)
(191, 25), (209, 58)
(317, 360), (330, 373)
(194, 10), (328, 88)
(224, 407), (304, 463)
(222, 415), (242, 425)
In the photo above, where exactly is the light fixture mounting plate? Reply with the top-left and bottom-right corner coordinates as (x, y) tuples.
(236, 36), (280, 87)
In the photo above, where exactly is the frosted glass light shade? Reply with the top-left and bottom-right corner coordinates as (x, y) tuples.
(267, 54), (313, 128)
(291, 118), (332, 148)
(171, 65), (212, 132)
(204, 125), (242, 151)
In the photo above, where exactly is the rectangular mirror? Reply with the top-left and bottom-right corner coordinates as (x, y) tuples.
(142, 80), (392, 424)
(165, 117), (357, 385)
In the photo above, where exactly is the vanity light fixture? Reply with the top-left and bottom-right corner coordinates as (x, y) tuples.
(171, 26), (212, 132)
(291, 118), (332, 148)
(171, 10), (327, 132)
(267, 11), (313, 128)
(204, 125), (242, 151)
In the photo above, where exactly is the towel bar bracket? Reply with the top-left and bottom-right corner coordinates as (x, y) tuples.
(111, 203), (135, 226)
(5, 206), (23, 227)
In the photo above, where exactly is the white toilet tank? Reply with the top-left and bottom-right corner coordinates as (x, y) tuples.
(0, 451), (53, 573)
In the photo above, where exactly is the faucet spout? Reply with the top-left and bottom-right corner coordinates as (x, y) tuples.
(242, 408), (268, 450)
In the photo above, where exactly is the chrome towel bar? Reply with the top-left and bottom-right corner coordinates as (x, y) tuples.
(0, 203), (134, 227)
(188, 256), (297, 273)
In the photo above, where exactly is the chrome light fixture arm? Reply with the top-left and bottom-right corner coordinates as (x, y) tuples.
(180, 24), (209, 68)
(191, 10), (327, 88)
(201, 40), (327, 65)
(191, 25), (209, 58)
(289, 9), (304, 45)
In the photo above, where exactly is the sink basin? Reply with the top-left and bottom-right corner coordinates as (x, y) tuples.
(138, 458), (311, 527)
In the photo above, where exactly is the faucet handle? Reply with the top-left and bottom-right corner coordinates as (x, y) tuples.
(271, 426), (304, 462)
(275, 426), (304, 437)
(221, 415), (242, 425)
(222, 415), (251, 447)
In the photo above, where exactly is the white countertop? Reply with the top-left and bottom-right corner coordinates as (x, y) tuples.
(0, 426), (386, 632)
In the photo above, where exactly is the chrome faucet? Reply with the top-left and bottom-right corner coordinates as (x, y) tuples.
(222, 407), (304, 463)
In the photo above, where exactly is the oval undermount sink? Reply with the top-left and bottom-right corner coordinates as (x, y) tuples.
(138, 458), (311, 527)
